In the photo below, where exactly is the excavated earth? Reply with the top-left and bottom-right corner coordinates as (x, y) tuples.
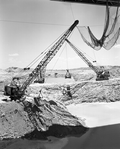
(0, 99), (87, 140)
(0, 66), (120, 140)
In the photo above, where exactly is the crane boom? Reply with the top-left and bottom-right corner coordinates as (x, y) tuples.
(65, 39), (99, 74)
(19, 20), (79, 96)
(4, 21), (80, 131)
(65, 39), (110, 81)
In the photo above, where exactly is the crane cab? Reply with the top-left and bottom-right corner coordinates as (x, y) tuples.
(4, 77), (21, 100)
(65, 69), (71, 79)
(96, 70), (110, 81)
(34, 78), (45, 83)
(34, 70), (45, 83)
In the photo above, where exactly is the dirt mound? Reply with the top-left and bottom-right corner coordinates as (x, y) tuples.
(0, 102), (33, 139)
(0, 97), (84, 140)
(28, 78), (120, 105)
(0, 66), (120, 140)
(64, 78), (120, 105)
(5, 67), (23, 73)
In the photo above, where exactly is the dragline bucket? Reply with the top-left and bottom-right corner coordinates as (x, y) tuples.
(65, 69), (71, 79)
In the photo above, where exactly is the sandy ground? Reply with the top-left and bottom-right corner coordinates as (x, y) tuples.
(1, 101), (120, 149)
(1, 77), (120, 148)
(45, 77), (75, 84)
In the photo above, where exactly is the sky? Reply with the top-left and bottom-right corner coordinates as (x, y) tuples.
(0, 0), (120, 70)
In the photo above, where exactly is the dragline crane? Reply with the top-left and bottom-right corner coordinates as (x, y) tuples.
(65, 39), (110, 81)
(4, 20), (79, 101)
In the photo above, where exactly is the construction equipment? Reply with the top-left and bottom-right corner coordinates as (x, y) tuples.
(34, 68), (46, 83)
(65, 69), (71, 78)
(65, 39), (110, 81)
(3, 20), (79, 131)
(4, 20), (79, 101)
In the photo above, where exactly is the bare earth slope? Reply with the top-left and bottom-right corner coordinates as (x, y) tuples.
(0, 98), (86, 139)
(0, 66), (120, 140)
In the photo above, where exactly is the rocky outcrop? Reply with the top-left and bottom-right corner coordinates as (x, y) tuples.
(0, 66), (120, 140)
(28, 78), (120, 105)
(0, 97), (85, 140)
(63, 78), (120, 105)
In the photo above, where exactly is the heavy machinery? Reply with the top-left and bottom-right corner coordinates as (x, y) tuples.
(3, 20), (79, 131)
(34, 68), (46, 83)
(4, 20), (79, 101)
(65, 39), (110, 81)
(65, 69), (71, 78)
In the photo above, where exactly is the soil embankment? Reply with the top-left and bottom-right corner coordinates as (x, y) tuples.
(0, 66), (120, 146)
(0, 98), (86, 140)
(28, 77), (120, 105)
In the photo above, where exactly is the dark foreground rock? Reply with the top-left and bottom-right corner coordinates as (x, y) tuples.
(1, 124), (120, 149)
(23, 124), (88, 140)
(0, 98), (85, 140)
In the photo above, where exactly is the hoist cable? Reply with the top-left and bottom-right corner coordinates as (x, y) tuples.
(24, 28), (69, 68)
(46, 27), (75, 73)
(0, 19), (106, 27)
(70, 3), (76, 22)
(48, 42), (68, 73)
(65, 45), (69, 69)
(0, 19), (70, 27)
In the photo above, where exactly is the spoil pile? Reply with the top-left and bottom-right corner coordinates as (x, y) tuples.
(29, 78), (120, 105)
(0, 66), (120, 139)
(0, 97), (84, 140)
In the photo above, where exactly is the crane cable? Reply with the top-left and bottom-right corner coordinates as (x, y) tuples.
(68, 41), (97, 65)
(70, 3), (76, 23)
(65, 44), (69, 70)
(13, 22), (76, 80)
(49, 27), (75, 71)
(24, 28), (72, 68)
(12, 28), (70, 80)
(45, 29), (76, 79)
(46, 42), (68, 76)
(69, 0), (103, 68)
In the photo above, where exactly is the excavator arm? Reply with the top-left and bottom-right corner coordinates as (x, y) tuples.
(3, 21), (79, 131)
(65, 39), (110, 81)
(65, 39), (99, 74)
(20, 20), (79, 95)
(4, 20), (79, 100)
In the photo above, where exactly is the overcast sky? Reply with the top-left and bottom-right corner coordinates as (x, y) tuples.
(0, 0), (120, 69)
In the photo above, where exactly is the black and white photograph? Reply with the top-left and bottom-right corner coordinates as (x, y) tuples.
(0, 0), (120, 148)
